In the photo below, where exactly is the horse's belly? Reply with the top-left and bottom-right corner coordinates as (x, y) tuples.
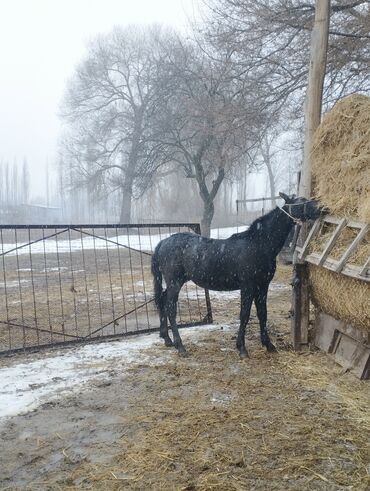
(190, 274), (240, 292)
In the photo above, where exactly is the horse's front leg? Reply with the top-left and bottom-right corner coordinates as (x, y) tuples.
(166, 283), (186, 354)
(236, 288), (254, 358)
(255, 285), (277, 353)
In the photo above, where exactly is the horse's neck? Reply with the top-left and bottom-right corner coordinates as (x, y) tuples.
(260, 208), (294, 256)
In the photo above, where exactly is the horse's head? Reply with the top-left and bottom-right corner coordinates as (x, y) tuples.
(279, 192), (327, 221)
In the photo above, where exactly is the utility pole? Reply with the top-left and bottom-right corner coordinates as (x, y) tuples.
(292, 0), (331, 350)
(299, 0), (331, 198)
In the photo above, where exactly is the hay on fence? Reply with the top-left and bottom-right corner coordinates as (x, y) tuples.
(312, 94), (370, 223)
(310, 265), (370, 335)
(309, 94), (370, 333)
(308, 225), (370, 332)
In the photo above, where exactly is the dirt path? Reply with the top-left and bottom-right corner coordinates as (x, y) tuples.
(0, 266), (369, 490)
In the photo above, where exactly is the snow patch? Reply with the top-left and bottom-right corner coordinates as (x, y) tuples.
(0, 279), (29, 288)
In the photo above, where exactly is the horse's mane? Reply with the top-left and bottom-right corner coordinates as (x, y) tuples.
(229, 207), (280, 240)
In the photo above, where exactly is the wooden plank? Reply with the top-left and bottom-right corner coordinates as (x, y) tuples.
(346, 219), (367, 229)
(318, 218), (347, 265)
(334, 334), (370, 380)
(236, 195), (281, 204)
(305, 252), (321, 265)
(341, 264), (370, 282)
(299, 218), (322, 260)
(314, 316), (338, 353)
(360, 256), (370, 277)
(314, 312), (370, 380)
(336, 224), (370, 273)
(323, 215), (341, 225)
(316, 311), (370, 345)
(323, 215), (364, 229)
(305, 253), (370, 282)
(290, 223), (301, 250)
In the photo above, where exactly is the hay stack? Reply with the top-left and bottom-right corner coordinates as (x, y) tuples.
(310, 94), (370, 333)
(312, 94), (370, 222)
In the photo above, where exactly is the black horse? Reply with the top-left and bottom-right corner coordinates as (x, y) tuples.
(151, 193), (324, 357)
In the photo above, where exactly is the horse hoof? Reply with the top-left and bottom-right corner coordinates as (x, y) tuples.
(178, 350), (189, 358)
(175, 342), (187, 355)
(239, 351), (249, 359)
(164, 338), (174, 347)
(267, 343), (277, 353)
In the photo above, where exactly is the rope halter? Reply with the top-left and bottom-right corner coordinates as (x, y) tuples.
(279, 199), (316, 224)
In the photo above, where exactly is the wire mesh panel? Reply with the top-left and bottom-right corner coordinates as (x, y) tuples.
(236, 196), (284, 225)
(0, 224), (212, 355)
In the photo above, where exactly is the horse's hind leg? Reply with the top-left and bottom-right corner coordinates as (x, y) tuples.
(254, 285), (277, 353)
(166, 282), (186, 354)
(159, 290), (173, 347)
(237, 288), (254, 358)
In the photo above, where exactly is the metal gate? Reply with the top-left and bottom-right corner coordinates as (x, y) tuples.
(0, 223), (212, 355)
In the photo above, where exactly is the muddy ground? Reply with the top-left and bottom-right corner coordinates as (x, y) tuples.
(0, 265), (369, 490)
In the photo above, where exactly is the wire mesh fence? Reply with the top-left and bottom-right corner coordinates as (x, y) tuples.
(235, 196), (286, 225)
(0, 223), (212, 355)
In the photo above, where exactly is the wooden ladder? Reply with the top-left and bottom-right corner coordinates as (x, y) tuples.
(296, 215), (370, 281)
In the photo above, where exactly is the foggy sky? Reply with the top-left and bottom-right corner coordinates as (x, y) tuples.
(0, 0), (196, 201)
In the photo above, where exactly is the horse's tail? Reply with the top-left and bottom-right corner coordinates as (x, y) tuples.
(151, 244), (166, 311)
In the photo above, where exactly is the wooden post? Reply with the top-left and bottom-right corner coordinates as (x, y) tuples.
(292, 0), (330, 350)
(291, 263), (310, 350)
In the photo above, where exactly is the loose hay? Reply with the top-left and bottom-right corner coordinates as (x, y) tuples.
(66, 332), (370, 491)
(312, 94), (370, 223)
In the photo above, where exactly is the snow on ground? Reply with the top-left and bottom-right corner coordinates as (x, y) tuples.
(0, 324), (227, 422)
(0, 226), (248, 256)
(183, 280), (289, 301)
(0, 232), (168, 257)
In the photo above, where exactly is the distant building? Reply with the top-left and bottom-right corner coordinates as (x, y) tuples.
(0, 204), (62, 224)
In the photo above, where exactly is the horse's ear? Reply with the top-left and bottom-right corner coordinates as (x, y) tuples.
(279, 192), (291, 203)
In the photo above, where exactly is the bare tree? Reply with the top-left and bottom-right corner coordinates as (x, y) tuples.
(260, 132), (280, 206)
(0, 162), (3, 206)
(258, 126), (304, 203)
(11, 161), (19, 206)
(21, 158), (30, 205)
(45, 161), (50, 208)
(60, 25), (175, 223)
(203, 0), (369, 114)
(154, 38), (264, 236)
(5, 162), (10, 206)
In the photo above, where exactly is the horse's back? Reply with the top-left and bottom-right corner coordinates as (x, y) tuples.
(155, 232), (197, 276)
(156, 232), (198, 253)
